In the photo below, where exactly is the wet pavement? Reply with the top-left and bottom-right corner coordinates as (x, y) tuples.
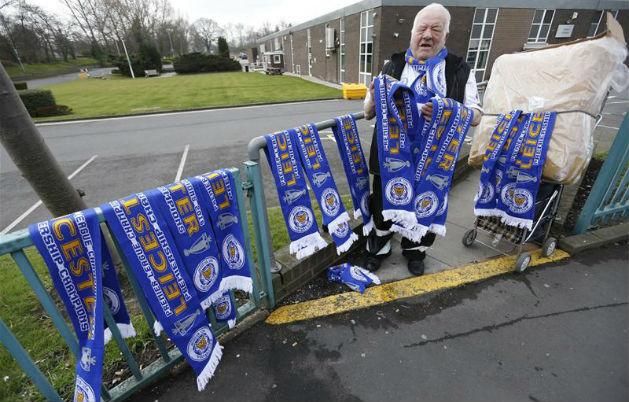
(136, 244), (628, 402)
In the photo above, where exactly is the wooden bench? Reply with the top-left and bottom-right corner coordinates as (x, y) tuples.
(144, 69), (159, 77)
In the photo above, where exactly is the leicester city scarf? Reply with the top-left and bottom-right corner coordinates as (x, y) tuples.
(152, 179), (223, 310)
(29, 210), (104, 402)
(212, 292), (237, 329)
(290, 124), (358, 254)
(332, 114), (373, 235)
(406, 98), (474, 240)
(497, 112), (556, 229)
(264, 131), (328, 259)
(405, 47), (448, 98)
(375, 74), (418, 230)
(101, 193), (222, 391)
(327, 263), (381, 294)
(101, 242), (136, 343)
(191, 170), (253, 293)
(474, 111), (523, 217)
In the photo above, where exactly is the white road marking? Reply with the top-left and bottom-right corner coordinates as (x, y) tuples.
(607, 100), (629, 105)
(174, 144), (190, 182)
(597, 124), (619, 130)
(326, 134), (337, 143)
(35, 99), (345, 127)
(1, 155), (98, 235)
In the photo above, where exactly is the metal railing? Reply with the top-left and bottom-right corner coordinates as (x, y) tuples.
(0, 167), (272, 401)
(574, 113), (629, 233)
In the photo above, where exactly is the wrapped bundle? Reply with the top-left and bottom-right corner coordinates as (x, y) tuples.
(469, 14), (627, 184)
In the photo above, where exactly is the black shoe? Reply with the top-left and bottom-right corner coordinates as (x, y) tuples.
(364, 250), (391, 272)
(407, 258), (425, 276)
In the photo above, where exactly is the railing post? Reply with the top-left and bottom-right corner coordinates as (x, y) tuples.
(244, 160), (276, 309)
(574, 113), (629, 233)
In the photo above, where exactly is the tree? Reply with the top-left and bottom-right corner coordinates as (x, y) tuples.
(217, 36), (229, 58)
(191, 18), (222, 54)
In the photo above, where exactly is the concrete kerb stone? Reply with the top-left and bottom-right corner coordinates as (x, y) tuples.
(559, 222), (629, 255)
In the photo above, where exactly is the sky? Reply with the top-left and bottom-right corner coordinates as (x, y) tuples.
(28, 0), (362, 28)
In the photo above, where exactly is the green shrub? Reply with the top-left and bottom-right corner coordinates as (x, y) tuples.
(18, 89), (71, 117)
(217, 37), (230, 58)
(173, 52), (241, 74)
(114, 43), (162, 78)
(14, 81), (27, 90)
(35, 104), (72, 117)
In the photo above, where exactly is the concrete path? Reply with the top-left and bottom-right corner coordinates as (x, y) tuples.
(135, 244), (629, 402)
(25, 67), (114, 88)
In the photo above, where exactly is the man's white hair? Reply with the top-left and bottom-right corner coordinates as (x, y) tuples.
(413, 3), (451, 34)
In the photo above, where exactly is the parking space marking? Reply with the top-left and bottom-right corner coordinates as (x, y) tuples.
(598, 124), (620, 130)
(1, 155), (98, 235)
(266, 248), (570, 325)
(174, 144), (190, 182)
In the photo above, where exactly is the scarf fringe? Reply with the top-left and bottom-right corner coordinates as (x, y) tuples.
(196, 342), (224, 391)
(382, 209), (418, 229)
(362, 217), (374, 236)
(104, 323), (137, 344)
(328, 211), (350, 233)
(473, 208), (501, 217)
(219, 276), (253, 294)
(353, 209), (362, 220)
(390, 223), (428, 244)
(290, 232), (328, 260)
(336, 232), (359, 255)
(499, 214), (533, 231)
(153, 321), (164, 337)
(355, 266), (381, 285)
(428, 224), (446, 237)
(227, 319), (236, 329)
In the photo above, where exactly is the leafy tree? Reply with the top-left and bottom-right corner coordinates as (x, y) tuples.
(217, 36), (229, 58)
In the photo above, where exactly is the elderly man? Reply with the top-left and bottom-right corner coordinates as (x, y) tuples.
(363, 3), (482, 276)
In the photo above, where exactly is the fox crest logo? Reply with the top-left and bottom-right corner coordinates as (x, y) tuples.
(385, 178), (412, 206)
(214, 296), (232, 320)
(74, 376), (95, 402)
(477, 182), (494, 204)
(414, 191), (439, 218)
(288, 206), (314, 234)
(222, 235), (245, 269)
(193, 257), (219, 292)
(321, 188), (341, 217)
(501, 183), (533, 214)
(187, 327), (213, 362)
(103, 287), (120, 315)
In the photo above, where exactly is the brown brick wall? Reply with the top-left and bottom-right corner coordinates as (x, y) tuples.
(292, 30), (308, 75)
(547, 9), (599, 44)
(344, 12), (361, 83)
(308, 20), (341, 82)
(282, 34), (292, 72)
(487, 8), (535, 79)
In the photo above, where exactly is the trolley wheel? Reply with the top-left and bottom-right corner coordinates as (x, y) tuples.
(462, 229), (477, 247)
(515, 252), (531, 273)
(542, 237), (557, 257)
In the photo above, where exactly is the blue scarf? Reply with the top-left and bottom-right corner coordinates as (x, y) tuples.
(101, 193), (222, 391)
(374, 74), (418, 230)
(152, 179), (223, 310)
(264, 131), (328, 259)
(395, 98), (474, 241)
(290, 124), (358, 254)
(474, 111), (523, 217)
(212, 292), (237, 329)
(332, 114), (373, 235)
(327, 263), (381, 294)
(29, 209), (105, 402)
(497, 112), (556, 229)
(405, 47), (448, 98)
(101, 242), (136, 343)
(191, 170), (253, 294)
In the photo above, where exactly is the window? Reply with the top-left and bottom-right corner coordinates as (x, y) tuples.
(339, 17), (346, 83)
(528, 9), (554, 43)
(273, 54), (281, 64)
(359, 10), (375, 85)
(590, 10), (620, 37)
(466, 8), (498, 83)
(274, 37), (281, 51)
(307, 29), (312, 76)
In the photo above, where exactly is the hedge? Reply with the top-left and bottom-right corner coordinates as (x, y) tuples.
(173, 53), (241, 74)
(18, 89), (71, 117)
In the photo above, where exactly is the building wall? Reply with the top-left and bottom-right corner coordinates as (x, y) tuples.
(547, 9), (600, 44)
(344, 12), (361, 83)
(486, 8), (535, 78)
(292, 29), (308, 75)
(282, 34), (292, 72)
(308, 20), (342, 82)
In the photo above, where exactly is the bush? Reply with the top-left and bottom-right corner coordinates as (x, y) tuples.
(18, 89), (71, 117)
(14, 81), (28, 90)
(217, 37), (230, 58)
(114, 43), (162, 78)
(173, 52), (241, 74)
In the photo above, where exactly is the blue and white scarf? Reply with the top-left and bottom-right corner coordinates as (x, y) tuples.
(101, 193), (222, 391)
(496, 112), (556, 229)
(291, 124), (358, 254)
(375, 74), (418, 231)
(332, 114), (373, 235)
(396, 98), (474, 241)
(212, 292), (237, 329)
(101, 242), (136, 343)
(29, 210), (105, 402)
(192, 170), (253, 294)
(264, 131), (328, 259)
(405, 47), (448, 98)
(327, 263), (381, 294)
(152, 179), (223, 310)
(474, 111), (523, 217)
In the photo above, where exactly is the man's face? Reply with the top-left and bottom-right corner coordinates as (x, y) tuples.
(410, 9), (448, 60)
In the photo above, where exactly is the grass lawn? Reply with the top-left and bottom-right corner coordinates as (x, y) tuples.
(39, 72), (341, 121)
(0, 193), (354, 401)
(5, 57), (99, 80)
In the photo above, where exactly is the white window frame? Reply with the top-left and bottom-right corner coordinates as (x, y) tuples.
(528, 9), (555, 43)
(273, 54), (281, 64)
(466, 8), (498, 84)
(339, 17), (346, 83)
(358, 10), (374, 86)
(307, 28), (312, 76)
(587, 10), (604, 37)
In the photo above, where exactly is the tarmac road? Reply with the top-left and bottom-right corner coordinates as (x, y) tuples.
(135, 244), (629, 402)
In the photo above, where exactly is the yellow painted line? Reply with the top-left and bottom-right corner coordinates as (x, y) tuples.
(266, 249), (570, 325)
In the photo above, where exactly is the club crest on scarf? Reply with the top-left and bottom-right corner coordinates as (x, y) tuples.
(327, 263), (381, 294)
(212, 293), (237, 329)
(405, 47), (448, 98)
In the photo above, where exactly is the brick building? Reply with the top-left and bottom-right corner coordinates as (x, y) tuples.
(257, 0), (628, 85)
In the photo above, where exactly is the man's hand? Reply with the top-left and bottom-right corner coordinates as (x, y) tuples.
(471, 107), (482, 126)
(421, 102), (433, 121)
(363, 80), (376, 120)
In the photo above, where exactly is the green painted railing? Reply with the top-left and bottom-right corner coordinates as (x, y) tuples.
(0, 167), (273, 401)
(574, 113), (629, 233)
